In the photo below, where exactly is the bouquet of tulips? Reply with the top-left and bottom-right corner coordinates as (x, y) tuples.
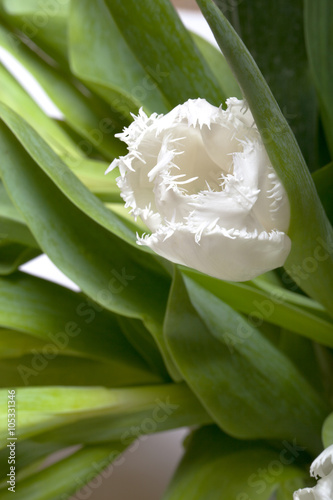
(0, 0), (333, 498)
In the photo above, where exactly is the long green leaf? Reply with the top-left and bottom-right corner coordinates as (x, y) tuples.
(164, 270), (327, 455)
(105, 0), (226, 107)
(163, 426), (306, 500)
(196, 0), (333, 314)
(0, 384), (211, 447)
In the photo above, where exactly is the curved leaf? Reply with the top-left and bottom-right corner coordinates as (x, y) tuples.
(164, 270), (327, 455)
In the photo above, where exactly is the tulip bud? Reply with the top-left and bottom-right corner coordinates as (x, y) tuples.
(107, 98), (291, 281)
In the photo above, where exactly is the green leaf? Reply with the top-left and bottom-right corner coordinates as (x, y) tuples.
(164, 270), (327, 455)
(0, 443), (127, 500)
(105, 0), (226, 107)
(0, 384), (211, 447)
(305, 0), (333, 157)
(196, 0), (333, 314)
(214, 0), (318, 170)
(312, 162), (333, 226)
(163, 426), (306, 500)
(69, 0), (169, 115)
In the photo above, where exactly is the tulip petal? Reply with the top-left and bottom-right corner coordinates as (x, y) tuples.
(139, 224), (290, 282)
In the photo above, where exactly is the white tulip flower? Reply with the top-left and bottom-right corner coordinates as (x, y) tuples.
(107, 98), (291, 281)
(294, 445), (333, 499)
